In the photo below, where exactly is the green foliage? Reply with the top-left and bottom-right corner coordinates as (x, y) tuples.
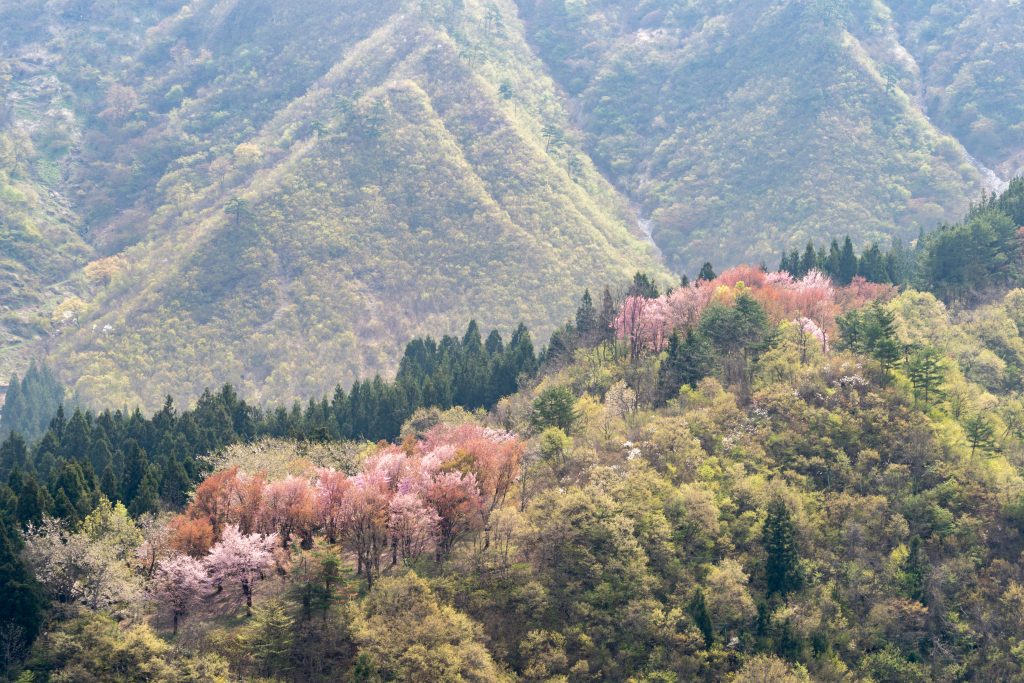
(687, 588), (713, 649)
(906, 346), (946, 407)
(837, 302), (902, 373)
(21, 609), (176, 682)
(0, 363), (64, 443)
(0, 513), (46, 669)
(656, 330), (716, 405)
(240, 600), (296, 677)
(763, 499), (802, 597)
(521, 0), (1001, 273)
(530, 386), (579, 434)
(350, 572), (511, 682)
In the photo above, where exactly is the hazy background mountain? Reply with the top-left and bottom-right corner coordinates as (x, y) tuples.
(1, 0), (1022, 407)
(519, 0), (1024, 272)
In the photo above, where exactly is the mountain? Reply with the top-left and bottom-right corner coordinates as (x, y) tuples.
(519, 0), (1024, 273)
(2, 0), (1024, 407)
(1, 0), (664, 408)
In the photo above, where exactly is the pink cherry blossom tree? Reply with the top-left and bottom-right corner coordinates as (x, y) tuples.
(420, 470), (483, 561)
(315, 468), (351, 544)
(261, 475), (316, 549)
(387, 491), (440, 566)
(614, 295), (669, 359)
(343, 470), (392, 589)
(204, 524), (278, 614)
(151, 553), (209, 633)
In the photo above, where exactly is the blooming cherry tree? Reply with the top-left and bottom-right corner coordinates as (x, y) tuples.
(152, 554), (208, 633)
(204, 524), (277, 614)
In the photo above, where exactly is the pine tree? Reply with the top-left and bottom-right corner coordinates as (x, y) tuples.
(859, 243), (889, 282)
(87, 438), (113, 480)
(574, 289), (597, 342)
(800, 241), (817, 275)
(0, 513), (46, 652)
(0, 433), (29, 481)
(241, 599), (295, 676)
(51, 488), (80, 526)
(901, 536), (929, 604)
(764, 498), (802, 596)
(121, 440), (148, 501)
(530, 386), (579, 433)
(825, 238), (842, 278)
(834, 236), (856, 284)
(656, 330), (716, 405)
(12, 472), (48, 528)
(160, 456), (192, 507)
(907, 346), (945, 407)
(100, 458), (120, 501)
(628, 272), (659, 299)
(484, 330), (504, 356)
(60, 409), (91, 464)
(697, 262), (717, 282)
(688, 588), (714, 649)
(964, 415), (996, 458)
(130, 465), (161, 516)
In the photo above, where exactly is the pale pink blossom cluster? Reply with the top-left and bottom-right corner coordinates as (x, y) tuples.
(611, 266), (890, 356)
(160, 423), (524, 606)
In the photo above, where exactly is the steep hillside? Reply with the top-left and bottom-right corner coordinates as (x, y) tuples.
(0, 0), (663, 408)
(3, 0), (1023, 407)
(517, 0), (1024, 273)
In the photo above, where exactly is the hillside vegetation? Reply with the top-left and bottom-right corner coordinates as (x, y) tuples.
(8, 228), (1024, 678)
(0, 0), (663, 407)
(519, 0), (1024, 272)
(3, 0), (1024, 406)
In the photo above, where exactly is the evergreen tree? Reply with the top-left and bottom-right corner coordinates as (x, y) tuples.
(484, 330), (504, 356)
(907, 346), (945, 407)
(0, 362), (64, 442)
(0, 433), (29, 481)
(838, 302), (902, 375)
(858, 244), (889, 283)
(837, 236), (858, 285)
(12, 471), (48, 528)
(901, 536), (929, 605)
(688, 588), (714, 649)
(87, 438), (113, 481)
(697, 262), (717, 282)
(121, 440), (148, 502)
(52, 461), (95, 521)
(598, 287), (617, 343)
(574, 290), (597, 342)
(800, 241), (817, 275)
(241, 600), (296, 676)
(160, 456), (191, 507)
(530, 386), (579, 434)
(964, 414), (996, 458)
(824, 238), (842, 278)
(51, 488), (80, 526)
(100, 459), (120, 501)
(0, 513), (46, 655)
(628, 272), (659, 299)
(60, 409), (91, 464)
(656, 330), (716, 405)
(764, 498), (802, 596)
(130, 465), (162, 516)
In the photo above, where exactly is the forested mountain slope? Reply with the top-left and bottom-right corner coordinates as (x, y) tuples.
(518, 0), (1024, 272)
(0, 0), (663, 408)
(3, 0), (1024, 409)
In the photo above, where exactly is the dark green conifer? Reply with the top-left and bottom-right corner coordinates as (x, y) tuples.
(764, 498), (802, 596)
